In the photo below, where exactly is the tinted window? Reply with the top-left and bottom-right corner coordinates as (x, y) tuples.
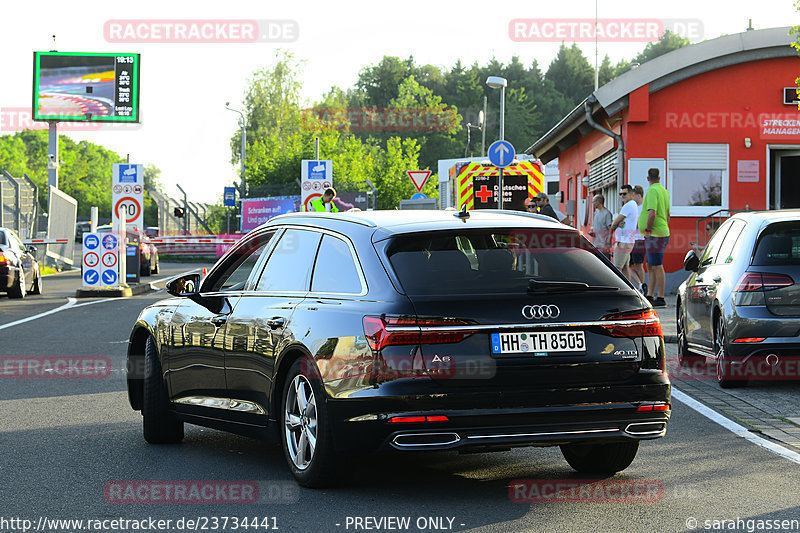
(256, 229), (322, 292)
(311, 235), (362, 294)
(715, 220), (746, 264)
(207, 231), (275, 292)
(387, 229), (629, 296)
(753, 222), (800, 266)
(699, 221), (732, 266)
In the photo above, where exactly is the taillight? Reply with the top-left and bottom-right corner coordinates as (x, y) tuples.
(362, 316), (476, 351)
(600, 309), (663, 338)
(637, 403), (669, 412)
(735, 272), (794, 292)
(0, 254), (6, 264)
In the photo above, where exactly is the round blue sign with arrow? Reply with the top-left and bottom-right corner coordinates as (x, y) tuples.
(488, 140), (515, 168)
(84, 270), (100, 285)
(101, 270), (118, 285)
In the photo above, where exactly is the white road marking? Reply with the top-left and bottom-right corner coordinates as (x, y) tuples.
(672, 387), (800, 465)
(0, 267), (200, 331)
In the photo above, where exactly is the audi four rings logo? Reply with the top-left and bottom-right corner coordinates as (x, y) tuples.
(521, 305), (561, 319)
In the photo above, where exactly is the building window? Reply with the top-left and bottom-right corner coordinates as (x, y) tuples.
(667, 143), (729, 216)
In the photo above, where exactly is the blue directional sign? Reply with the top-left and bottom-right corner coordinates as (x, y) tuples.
(102, 270), (118, 285)
(84, 234), (99, 250)
(102, 234), (118, 250)
(488, 140), (516, 168)
(411, 192), (427, 199)
(223, 186), (237, 207)
(84, 270), (100, 285)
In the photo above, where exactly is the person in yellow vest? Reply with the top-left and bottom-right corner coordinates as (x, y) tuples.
(310, 188), (339, 213)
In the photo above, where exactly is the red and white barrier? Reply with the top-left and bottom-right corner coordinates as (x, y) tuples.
(22, 238), (71, 244)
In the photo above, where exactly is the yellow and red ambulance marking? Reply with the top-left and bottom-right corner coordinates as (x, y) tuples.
(456, 160), (544, 210)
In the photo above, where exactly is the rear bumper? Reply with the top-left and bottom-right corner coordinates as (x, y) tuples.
(326, 375), (670, 453)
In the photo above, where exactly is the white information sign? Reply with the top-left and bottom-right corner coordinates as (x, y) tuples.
(300, 160), (333, 212)
(112, 163), (144, 230)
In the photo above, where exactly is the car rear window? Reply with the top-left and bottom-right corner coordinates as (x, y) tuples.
(0, 231), (6, 246)
(386, 229), (629, 296)
(752, 222), (800, 266)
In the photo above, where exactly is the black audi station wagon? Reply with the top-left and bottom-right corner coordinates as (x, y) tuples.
(127, 210), (670, 487)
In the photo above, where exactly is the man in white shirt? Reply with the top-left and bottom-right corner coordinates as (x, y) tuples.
(609, 184), (638, 282)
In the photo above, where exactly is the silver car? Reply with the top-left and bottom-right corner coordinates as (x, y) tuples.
(677, 210), (800, 388)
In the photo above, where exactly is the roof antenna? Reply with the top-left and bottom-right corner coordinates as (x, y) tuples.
(454, 204), (470, 220)
(746, 19), (754, 31)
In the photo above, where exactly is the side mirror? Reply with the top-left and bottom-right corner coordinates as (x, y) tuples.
(27, 246), (37, 255)
(166, 273), (201, 297)
(683, 250), (700, 272)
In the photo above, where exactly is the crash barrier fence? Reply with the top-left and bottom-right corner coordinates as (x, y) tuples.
(0, 171), (39, 239)
(149, 189), (212, 236)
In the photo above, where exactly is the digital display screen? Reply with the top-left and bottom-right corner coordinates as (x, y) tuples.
(32, 52), (140, 122)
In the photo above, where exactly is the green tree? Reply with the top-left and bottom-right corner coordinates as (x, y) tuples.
(545, 43), (595, 105)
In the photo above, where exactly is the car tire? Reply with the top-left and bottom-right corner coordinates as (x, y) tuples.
(715, 313), (746, 389)
(30, 270), (42, 295)
(151, 257), (159, 275)
(8, 267), (26, 299)
(280, 356), (337, 488)
(677, 302), (698, 367)
(141, 259), (151, 277)
(142, 335), (184, 443)
(560, 441), (640, 474)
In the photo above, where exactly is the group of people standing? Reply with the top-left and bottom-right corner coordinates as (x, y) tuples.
(589, 168), (670, 307)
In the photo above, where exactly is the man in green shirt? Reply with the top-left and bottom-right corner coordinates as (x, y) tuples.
(637, 168), (670, 307)
(310, 188), (339, 213)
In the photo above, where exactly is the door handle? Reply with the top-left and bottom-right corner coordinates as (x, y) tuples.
(713, 276), (722, 283)
(267, 317), (286, 330)
(211, 316), (228, 327)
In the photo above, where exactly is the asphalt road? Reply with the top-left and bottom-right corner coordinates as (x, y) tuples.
(2, 264), (800, 533)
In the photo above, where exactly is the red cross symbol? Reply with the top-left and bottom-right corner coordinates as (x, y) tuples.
(475, 185), (492, 202)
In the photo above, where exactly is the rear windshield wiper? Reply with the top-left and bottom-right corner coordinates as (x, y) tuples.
(527, 279), (620, 293)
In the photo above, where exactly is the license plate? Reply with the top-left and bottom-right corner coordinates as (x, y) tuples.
(491, 331), (586, 355)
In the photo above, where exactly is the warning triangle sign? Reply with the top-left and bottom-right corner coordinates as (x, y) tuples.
(406, 170), (431, 192)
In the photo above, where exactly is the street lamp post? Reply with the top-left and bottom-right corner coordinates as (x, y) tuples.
(225, 102), (247, 198)
(486, 76), (508, 209)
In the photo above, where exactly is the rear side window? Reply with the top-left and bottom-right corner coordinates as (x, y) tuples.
(256, 228), (322, 292)
(753, 223), (800, 266)
(386, 229), (629, 296)
(0, 231), (6, 246)
(311, 235), (363, 294)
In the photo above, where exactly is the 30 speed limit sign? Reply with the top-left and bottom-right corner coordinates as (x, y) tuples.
(112, 163), (144, 228)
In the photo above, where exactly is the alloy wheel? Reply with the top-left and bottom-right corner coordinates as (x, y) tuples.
(284, 374), (318, 470)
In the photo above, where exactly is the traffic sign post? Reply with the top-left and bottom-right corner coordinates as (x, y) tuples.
(112, 163), (144, 230)
(488, 140), (516, 210)
(300, 160), (333, 212)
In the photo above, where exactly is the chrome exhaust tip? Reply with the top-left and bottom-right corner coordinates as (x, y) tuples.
(391, 432), (461, 448)
(624, 422), (667, 437)
(766, 354), (779, 367)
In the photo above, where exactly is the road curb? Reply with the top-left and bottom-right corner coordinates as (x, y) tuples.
(74, 282), (155, 298)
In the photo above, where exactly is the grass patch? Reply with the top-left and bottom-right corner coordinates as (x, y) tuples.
(40, 265), (59, 276)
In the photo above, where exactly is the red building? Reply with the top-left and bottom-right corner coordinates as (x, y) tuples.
(526, 27), (800, 291)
